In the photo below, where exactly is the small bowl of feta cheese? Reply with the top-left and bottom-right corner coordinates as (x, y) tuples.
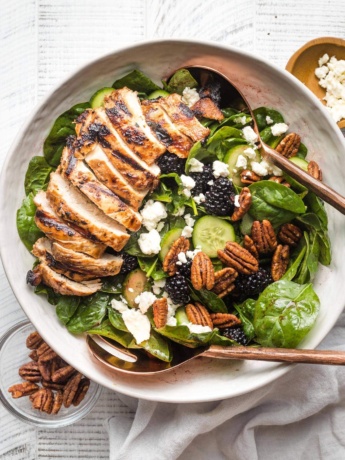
(286, 37), (345, 129)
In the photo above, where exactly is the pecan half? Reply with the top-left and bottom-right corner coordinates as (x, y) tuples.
(31, 388), (54, 413)
(240, 169), (261, 185)
(186, 303), (213, 329)
(51, 365), (75, 383)
(210, 313), (241, 328)
(29, 350), (39, 362)
(271, 244), (290, 281)
(51, 390), (64, 415)
(278, 223), (302, 247)
(163, 236), (190, 276)
(218, 242), (259, 275)
(308, 161), (322, 180)
(38, 360), (52, 382)
(276, 132), (301, 158)
(251, 220), (277, 254)
(268, 176), (290, 187)
(153, 298), (168, 328)
(231, 187), (252, 222)
(19, 361), (41, 383)
(212, 268), (238, 298)
(26, 331), (43, 350)
(73, 378), (91, 407)
(243, 235), (259, 259)
(63, 372), (82, 408)
(8, 382), (39, 398)
(191, 251), (215, 290)
(37, 342), (58, 362)
(42, 380), (66, 391)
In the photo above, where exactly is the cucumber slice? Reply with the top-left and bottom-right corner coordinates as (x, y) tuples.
(175, 307), (189, 325)
(192, 216), (235, 258)
(90, 87), (114, 108)
(123, 269), (149, 308)
(224, 144), (261, 187)
(147, 89), (170, 100)
(290, 156), (308, 172)
(159, 228), (183, 262)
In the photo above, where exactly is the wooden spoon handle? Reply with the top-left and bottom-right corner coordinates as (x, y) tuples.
(262, 145), (345, 215)
(204, 345), (345, 365)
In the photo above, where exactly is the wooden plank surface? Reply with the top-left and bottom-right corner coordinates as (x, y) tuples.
(0, 1), (344, 458)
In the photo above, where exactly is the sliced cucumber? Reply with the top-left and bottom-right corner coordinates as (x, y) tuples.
(175, 307), (189, 326)
(224, 144), (261, 187)
(123, 269), (150, 308)
(290, 156), (308, 172)
(147, 89), (170, 100)
(192, 216), (235, 258)
(90, 87), (114, 108)
(159, 228), (183, 262)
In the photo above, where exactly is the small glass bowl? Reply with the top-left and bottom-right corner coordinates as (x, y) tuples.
(0, 320), (102, 428)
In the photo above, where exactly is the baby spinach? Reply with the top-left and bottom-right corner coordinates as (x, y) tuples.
(138, 257), (166, 280)
(108, 307), (128, 332)
(185, 141), (216, 173)
(17, 193), (44, 250)
(253, 280), (320, 348)
(112, 69), (161, 94)
(259, 127), (284, 148)
(189, 287), (227, 313)
(296, 143), (308, 159)
(88, 320), (139, 349)
(304, 193), (328, 230)
(141, 330), (172, 362)
(282, 244), (307, 282)
(67, 292), (109, 334)
(164, 69), (198, 95)
(248, 181), (305, 227)
(253, 107), (284, 131)
(210, 333), (238, 346)
(100, 275), (125, 294)
(43, 102), (90, 167)
(24, 156), (53, 195)
(157, 324), (216, 348)
(233, 298), (256, 341)
(34, 285), (80, 324)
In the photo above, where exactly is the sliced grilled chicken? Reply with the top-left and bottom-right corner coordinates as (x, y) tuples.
(159, 94), (210, 142)
(27, 263), (102, 296)
(34, 191), (106, 258)
(191, 97), (224, 121)
(46, 172), (129, 251)
(60, 147), (142, 231)
(73, 109), (97, 157)
(85, 145), (147, 211)
(141, 100), (193, 158)
(51, 241), (123, 277)
(32, 238), (98, 282)
(104, 87), (166, 165)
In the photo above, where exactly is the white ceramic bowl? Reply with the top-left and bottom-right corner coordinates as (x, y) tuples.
(1, 39), (345, 403)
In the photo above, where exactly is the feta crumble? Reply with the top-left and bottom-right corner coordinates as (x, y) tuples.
(189, 158), (204, 173)
(243, 147), (257, 159)
(207, 180), (214, 186)
(177, 252), (188, 264)
(193, 193), (206, 205)
(319, 53), (330, 66)
(184, 213), (195, 228)
(134, 291), (157, 314)
(266, 115), (274, 125)
(186, 247), (201, 260)
(234, 115), (247, 125)
(181, 226), (193, 238)
(152, 279), (166, 295)
(172, 205), (185, 217)
(111, 298), (128, 314)
(140, 200), (167, 231)
(181, 175), (195, 198)
(188, 323), (212, 334)
(182, 87), (200, 107)
(271, 123), (289, 136)
(234, 194), (241, 207)
(138, 229), (161, 255)
(242, 126), (258, 145)
(122, 309), (151, 344)
(235, 154), (247, 169)
(251, 159), (283, 177)
(212, 160), (229, 178)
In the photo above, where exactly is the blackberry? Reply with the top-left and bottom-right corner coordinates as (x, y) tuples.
(120, 253), (139, 274)
(165, 274), (190, 305)
(222, 326), (249, 345)
(204, 177), (236, 216)
(157, 152), (186, 175)
(235, 267), (273, 299)
(190, 164), (214, 196)
(176, 259), (192, 278)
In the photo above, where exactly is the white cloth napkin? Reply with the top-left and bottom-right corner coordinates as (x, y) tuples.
(105, 312), (345, 460)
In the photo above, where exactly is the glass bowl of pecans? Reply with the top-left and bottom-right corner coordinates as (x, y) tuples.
(0, 320), (102, 427)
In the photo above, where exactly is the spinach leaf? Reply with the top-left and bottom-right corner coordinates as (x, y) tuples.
(304, 193), (328, 230)
(294, 232), (311, 284)
(253, 107), (284, 131)
(210, 333), (238, 346)
(233, 298), (256, 340)
(100, 275), (125, 294)
(206, 126), (243, 153)
(24, 156), (53, 195)
(157, 324), (216, 348)
(317, 231), (331, 266)
(185, 141), (216, 173)
(259, 127), (284, 148)
(240, 213), (254, 235)
(87, 319), (139, 349)
(296, 143), (308, 159)
(138, 257), (166, 280)
(108, 306), (128, 332)
(282, 173), (308, 196)
(17, 193), (44, 250)
(282, 245), (307, 281)
(112, 70), (161, 94)
(56, 296), (81, 325)
(253, 280), (320, 348)
(141, 330), (172, 362)
(150, 181), (173, 203)
(164, 69), (198, 95)
(189, 287), (227, 313)
(34, 284), (61, 305)
(43, 103), (89, 167)
(67, 292), (109, 334)
(249, 181), (305, 227)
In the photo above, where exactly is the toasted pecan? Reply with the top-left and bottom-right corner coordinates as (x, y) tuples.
(73, 378), (91, 407)
(251, 220), (277, 254)
(243, 235), (259, 259)
(8, 382), (39, 398)
(271, 244), (290, 281)
(240, 169), (261, 185)
(210, 313), (241, 328)
(278, 223), (302, 247)
(268, 176), (290, 187)
(191, 251), (215, 290)
(153, 298), (168, 328)
(186, 303), (213, 329)
(163, 236), (190, 276)
(51, 390), (64, 415)
(276, 132), (301, 158)
(26, 331), (43, 350)
(307, 161), (322, 180)
(217, 242), (258, 275)
(231, 187), (252, 222)
(19, 361), (41, 383)
(212, 268), (238, 298)
(63, 372), (82, 408)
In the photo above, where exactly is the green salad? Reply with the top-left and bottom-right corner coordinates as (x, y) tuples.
(17, 68), (331, 363)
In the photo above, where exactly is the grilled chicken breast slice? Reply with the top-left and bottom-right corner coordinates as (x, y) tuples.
(46, 172), (129, 251)
(85, 145), (147, 211)
(159, 94), (210, 142)
(104, 87), (166, 165)
(34, 191), (106, 258)
(191, 97), (224, 121)
(52, 241), (123, 277)
(141, 100), (193, 158)
(60, 147), (142, 231)
(73, 109), (97, 157)
(32, 238), (98, 282)
(27, 263), (102, 296)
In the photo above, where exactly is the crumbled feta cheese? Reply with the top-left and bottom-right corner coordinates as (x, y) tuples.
(152, 279), (166, 295)
(234, 115), (247, 125)
(235, 154), (247, 169)
(111, 299), (128, 314)
(251, 161), (269, 177)
(182, 87), (200, 107)
(193, 193), (206, 205)
(177, 252), (188, 264)
(128, 288), (134, 293)
(183, 189), (191, 198)
(212, 160), (229, 178)
(138, 229), (161, 255)
(188, 323), (212, 334)
(186, 247), (201, 260)
(122, 309), (151, 344)
(242, 126), (258, 145)
(156, 221), (165, 232)
(266, 115), (274, 125)
(207, 180), (214, 186)
(189, 158), (204, 173)
(120, 295), (128, 305)
(181, 175), (196, 192)
(319, 53), (330, 67)
(173, 206), (185, 217)
(134, 291), (157, 314)
(181, 226), (193, 238)
(166, 317), (177, 327)
(140, 200), (167, 231)
(234, 195), (241, 207)
(243, 147), (257, 159)
(271, 164), (283, 176)
(271, 123), (289, 136)
(315, 65), (329, 80)
(184, 213), (195, 228)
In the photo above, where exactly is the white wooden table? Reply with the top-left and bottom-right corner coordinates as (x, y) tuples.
(1, 1), (344, 458)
